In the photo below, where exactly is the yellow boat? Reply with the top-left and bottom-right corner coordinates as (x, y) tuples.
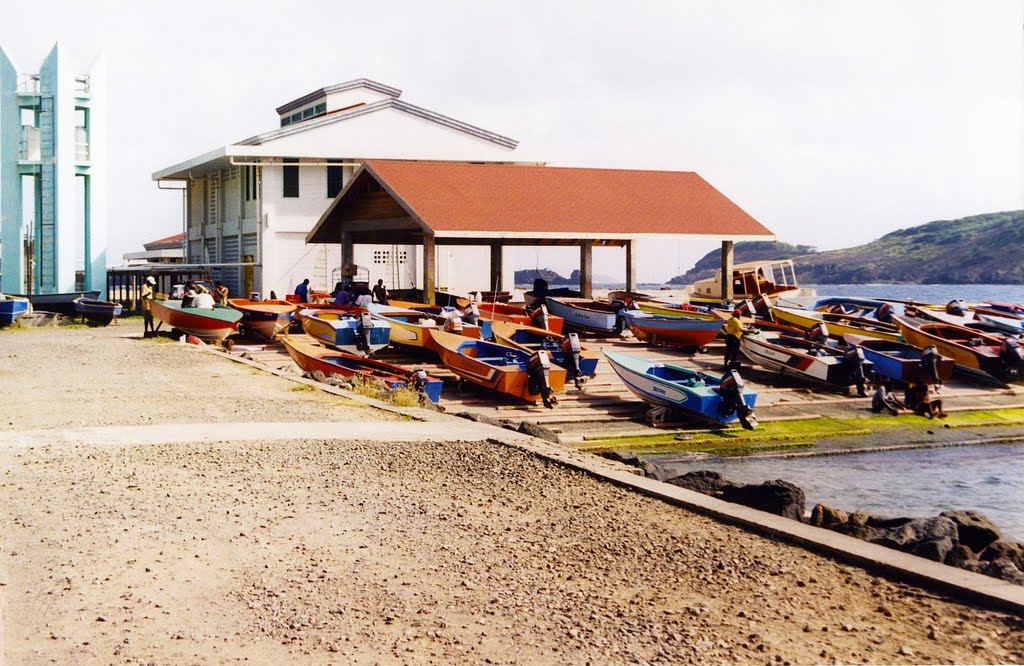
(771, 305), (901, 342)
(634, 301), (725, 321)
(367, 303), (480, 349)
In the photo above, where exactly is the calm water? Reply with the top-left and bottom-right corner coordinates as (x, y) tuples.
(655, 444), (1024, 538)
(805, 283), (1024, 306)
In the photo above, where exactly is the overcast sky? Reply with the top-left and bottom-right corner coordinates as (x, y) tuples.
(3, 0), (1021, 282)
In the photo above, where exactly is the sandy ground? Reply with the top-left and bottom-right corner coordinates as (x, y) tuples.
(1, 321), (1022, 665)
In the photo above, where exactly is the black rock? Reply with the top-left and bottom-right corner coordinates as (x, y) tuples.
(664, 470), (732, 496)
(939, 510), (1002, 553)
(980, 540), (1024, 571)
(945, 544), (977, 568)
(719, 479), (806, 521)
(809, 504), (849, 530)
(910, 537), (955, 563)
(962, 558), (1024, 585)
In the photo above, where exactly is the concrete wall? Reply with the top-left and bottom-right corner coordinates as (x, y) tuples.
(0, 48), (21, 292)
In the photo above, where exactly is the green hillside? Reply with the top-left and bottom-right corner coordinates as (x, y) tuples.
(668, 242), (816, 285)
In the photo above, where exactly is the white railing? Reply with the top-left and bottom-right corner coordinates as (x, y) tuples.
(17, 74), (40, 95)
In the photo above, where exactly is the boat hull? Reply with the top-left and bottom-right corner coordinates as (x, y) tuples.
(477, 303), (565, 335)
(545, 297), (623, 336)
(740, 332), (860, 386)
(0, 297), (30, 326)
(622, 310), (722, 348)
(228, 299), (296, 340)
(13, 291), (101, 316)
(843, 334), (955, 384)
(73, 297), (123, 326)
(772, 305), (900, 342)
(490, 320), (600, 377)
(893, 315), (1008, 380)
(367, 304), (481, 349)
(299, 310), (391, 354)
(150, 300), (242, 341)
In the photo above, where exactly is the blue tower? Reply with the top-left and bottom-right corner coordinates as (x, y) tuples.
(0, 44), (105, 297)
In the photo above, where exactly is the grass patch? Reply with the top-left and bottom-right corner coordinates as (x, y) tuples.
(289, 384), (319, 392)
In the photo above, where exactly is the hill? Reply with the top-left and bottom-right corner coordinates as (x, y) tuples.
(667, 241), (816, 285)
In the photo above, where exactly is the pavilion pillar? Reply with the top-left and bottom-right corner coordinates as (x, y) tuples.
(721, 240), (734, 302)
(340, 230), (354, 274)
(625, 239), (638, 293)
(423, 233), (436, 305)
(489, 242), (503, 292)
(579, 240), (594, 299)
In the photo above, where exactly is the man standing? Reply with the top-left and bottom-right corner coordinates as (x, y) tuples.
(141, 276), (156, 337)
(295, 278), (310, 303)
(372, 279), (389, 305)
(722, 308), (746, 369)
(214, 281), (230, 305)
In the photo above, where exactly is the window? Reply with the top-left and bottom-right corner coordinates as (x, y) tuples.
(244, 165), (258, 201)
(290, 112), (302, 124)
(281, 116), (291, 127)
(326, 161), (344, 198)
(314, 102), (326, 115)
(302, 107), (315, 119)
(373, 250), (407, 265)
(282, 158), (299, 198)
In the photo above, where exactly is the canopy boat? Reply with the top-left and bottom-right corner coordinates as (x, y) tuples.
(150, 299), (242, 341)
(299, 308), (391, 355)
(389, 299), (493, 339)
(604, 351), (758, 429)
(490, 320), (599, 388)
(280, 336), (442, 403)
(0, 295), (30, 326)
(73, 297), (123, 326)
(843, 333), (955, 385)
(367, 303), (481, 349)
(10, 290), (101, 316)
(893, 315), (1023, 382)
(621, 310), (723, 349)
(427, 328), (566, 407)
(771, 305), (900, 342)
(690, 259), (803, 305)
(227, 299), (297, 340)
(545, 297), (627, 336)
(475, 302), (565, 334)
(740, 329), (872, 392)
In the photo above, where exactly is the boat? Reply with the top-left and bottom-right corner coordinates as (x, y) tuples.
(843, 333), (955, 385)
(606, 290), (653, 304)
(227, 299), (297, 340)
(490, 320), (599, 387)
(0, 295), (30, 326)
(367, 303), (481, 349)
(740, 329), (872, 392)
(621, 310), (723, 349)
(771, 305), (901, 342)
(544, 297), (626, 336)
(634, 300), (723, 321)
(476, 302), (565, 334)
(522, 278), (583, 308)
(603, 351), (758, 429)
(974, 311), (1024, 335)
(73, 297), (123, 326)
(893, 315), (1023, 382)
(299, 308), (391, 355)
(389, 299), (493, 339)
(280, 335), (442, 403)
(690, 259), (803, 304)
(813, 296), (891, 317)
(293, 303), (365, 325)
(150, 299), (243, 341)
(11, 290), (101, 316)
(427, 328), (566, 407)
(980, 301), (1024, 317)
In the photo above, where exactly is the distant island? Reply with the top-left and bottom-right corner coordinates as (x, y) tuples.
(668, 210), (1024, 285)
(514, 268), (620, 286)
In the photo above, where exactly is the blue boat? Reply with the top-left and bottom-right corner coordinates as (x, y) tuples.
(490, 320), (600, 387)
(604, 351), (758, 428)
(843, 333), (955, 385)
(389, 300), (493, 339)
(0, 296), (30, 326)
(300, 308), (391, 355)
(73, 297), (123, 326)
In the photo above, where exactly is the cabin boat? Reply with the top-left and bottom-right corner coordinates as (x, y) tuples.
(621, 310), (723, 349)
(367, 303), (481, 349)
(490, 320), (599, 387)
(691, 259), (803, 304)
(893, 315), (1023, 382)
(299, 308), (391, 355)
(771, 305), (900, 342)
(280, 335), (442, 403)
(544, 297), (626, 336)
(73, 297), (123, 327)
(842, 333), (955, 385)
(150, 299), (242, 341)
(228, 299), (297, 340)
(0, 295), (30, 326)
(740, 330), (872, 391)
(604, 351), (758, 428)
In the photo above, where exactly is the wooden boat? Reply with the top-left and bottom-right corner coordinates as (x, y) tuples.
(0, 295), (30, 326)
(367, 303), (481, 349)
(740, 330), (872, 391)
(980, 301), (1024, 317)
(604, 351), (758, 428)
(771, 305), (900, 342)
(280, 335), (442, 403)
(843, 333), (955, 385)
(545, 297), (626, 336)
(621, 310), (723, 349)
(606, 290), (653, 304)
(73, 297), (123, 326)
(299, 308), (391, 355)
(228, 299), (297, 340)
(389, 299), (493, 340)
(490, 320), (599, 386)
(11, 290), (101, 316)
(293, 303), (365, 325)
(428, 328), (566, 406)
(974, 311), (1024, 335)
(813, 296), (888, 315)
(690, 259), (802, 304)
(634, 300), (723, 321)
(893, 315), (1023, 382)
(150, 299), (242, 341)
(476, 302), (564, 334)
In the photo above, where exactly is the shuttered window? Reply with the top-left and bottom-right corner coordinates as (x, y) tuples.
(282, 158), (299, 198)
(327, 161), (344, 198)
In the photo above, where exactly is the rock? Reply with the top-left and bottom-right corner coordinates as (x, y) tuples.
(517, 421), (560, 443)
(836, 516), (959, 560)
(809, 504), (849, 529)
(939, 510), (1001, 552)
(962, 558), (1024, 585)
(979, 540), (1024, 570)
(719, 479), (805, 521)
(944, 544), (976, 568)
(910, 537), (954, 563)
(664, 470), (732, 496)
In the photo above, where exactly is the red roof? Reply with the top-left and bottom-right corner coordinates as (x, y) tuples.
(360, 160), (773, 238)
(144, 233), (185, 250)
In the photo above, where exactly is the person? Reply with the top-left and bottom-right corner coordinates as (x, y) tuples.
(181, 289), (197, 308)
(372, 279), (389, 305)
(905, 379), (947, 419)
(193, 282), (211, 295)
(214, 281), (229, 305)
(141, 276), (156, 337)
(333, 283), (352, 306)
(295, 278), (310, 303)
(722, 308), (746, 369)
(194, 290), (216, 308)
(352, 282), (373, 308)
(871, 380), (905, 416)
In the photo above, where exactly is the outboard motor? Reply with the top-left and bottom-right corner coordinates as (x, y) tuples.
(719, 370), (757, 430)
(808, 322), (830, 344)
(946, 299), (967, 317)
(462, 303), (480, 326)
(529, 304), (550, 331)
(843, 345), (868, 396)
(443, 316), (464, 334)
(874, 302), (894, 324)
(752, 294), (775, 321)
(527, 350), (557, 408)
(411, 369), (430, 395)
(737, 299), (756, 317)
(919, 345), (942, 384)
(1000, 338), (1024, 378)
(561, 332), (585, 389)
(355, 312), (375, 354)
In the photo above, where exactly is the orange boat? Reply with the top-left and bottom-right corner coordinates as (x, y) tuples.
(476, 302), (564, 334)
(227, 299), (297, 340)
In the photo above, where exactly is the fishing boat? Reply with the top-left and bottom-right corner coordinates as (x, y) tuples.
(389, 299), (493, 339)
(150, 299), (243, 341)
(771, 305), (901, 342)
(621, 310), (723, 349)
(545, 297), (627, 336)
(690, 259), (803, 305)
(11, 290), (101, 316)
(73, 297), (123, 326)
(633, 300), (722, 321)
(280, 335), (442, 403)
(980, 301), (1024, 317)
(740, 329), (872, 392)
(0, 295), (30, 326)
(974, 311), (1024, 335)
(427, 328), (566, 407)
(606, 290), (653, 304)
(522, 278), (583, 308)
(227, 299), (297, 340)
(299, 308), (391, 355)
(843, 333), (955, 385)
(604, 351), (758, 429)
(476, 302), (565, 334)
(813, 296), (890, 316)
(490, 320), (599, 387)
(293, 303), (365, 325)
(367, 303), (481, 349)
(893, 315), (1023, 382)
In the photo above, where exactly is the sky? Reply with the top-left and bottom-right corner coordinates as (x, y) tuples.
(2, 0), (1021, 283)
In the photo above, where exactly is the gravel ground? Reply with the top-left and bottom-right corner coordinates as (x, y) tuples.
(1, 321), (1022, 664)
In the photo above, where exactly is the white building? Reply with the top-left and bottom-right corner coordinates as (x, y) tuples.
(152, 79), (535, 299)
